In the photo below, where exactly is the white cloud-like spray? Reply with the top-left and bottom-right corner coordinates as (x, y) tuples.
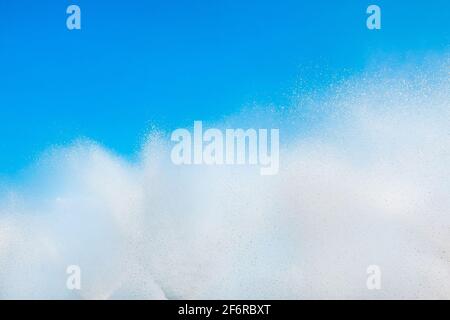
(0, 56), (449, 299)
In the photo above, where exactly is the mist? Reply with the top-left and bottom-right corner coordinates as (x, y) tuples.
(0, 56), (449, 299)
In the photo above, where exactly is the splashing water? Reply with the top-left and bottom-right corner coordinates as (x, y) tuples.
(0, 56), (449, 299)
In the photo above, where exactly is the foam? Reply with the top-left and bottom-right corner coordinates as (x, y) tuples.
(0, 55), (449, 299)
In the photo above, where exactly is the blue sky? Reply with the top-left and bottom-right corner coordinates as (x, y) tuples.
(0, 0), (448, 174)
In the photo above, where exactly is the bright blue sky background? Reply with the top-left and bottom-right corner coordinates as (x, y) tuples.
(0, 0), (448, 175)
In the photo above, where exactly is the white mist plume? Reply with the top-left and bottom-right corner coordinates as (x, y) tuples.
(0, 56), (449, 299)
